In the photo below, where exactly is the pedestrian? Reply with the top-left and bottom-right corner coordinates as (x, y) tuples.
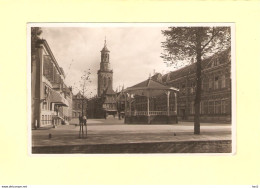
(83, 115), (87, 126)
(79, 115), (82, 125)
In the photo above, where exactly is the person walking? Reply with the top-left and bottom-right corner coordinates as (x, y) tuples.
(83, 115), (87, 126)
(78, 115), (82, 125)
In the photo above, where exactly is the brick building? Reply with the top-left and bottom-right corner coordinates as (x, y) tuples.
(129, 48), (231, 123)
(72, 92), (87, 118)
(160, 48), (232, 122)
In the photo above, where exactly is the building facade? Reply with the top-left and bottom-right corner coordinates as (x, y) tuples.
(72, 92), (87, 118)
(87, 96), (105, 119)
(31, 33), (72, 128)
(161, 48), (231, 123)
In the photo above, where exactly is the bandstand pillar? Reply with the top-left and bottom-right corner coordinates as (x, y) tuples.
(166, 91), (170, 116)
(174, 92), (178, 124)
(129, 93), (132, 116)
(147, 92), (150, 124)
(174, 92), (177, 114)
(124, 93), (127, 123)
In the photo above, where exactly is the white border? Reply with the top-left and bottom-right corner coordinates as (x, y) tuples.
(27, 22), (236, 156)
(27, 24), (32, 155)
(4, 185), (252, 188)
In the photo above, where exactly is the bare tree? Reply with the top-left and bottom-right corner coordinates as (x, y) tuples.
(161, 26), (231, 134)
(74, 69), (92, 138)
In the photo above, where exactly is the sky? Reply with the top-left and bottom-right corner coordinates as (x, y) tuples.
(41, 26), (174, 97)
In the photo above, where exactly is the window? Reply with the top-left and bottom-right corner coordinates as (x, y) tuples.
(181, 84), (186, 95)
(42, 115), (44, 125)
(214, 76), (219, 90)
(209, 78), (213, 90)
(204, 101), (208, 114)
(221, 75), (226, 88)
(221, 100), (227, 114)
(190, 102), (194, 115)
(208, 101), (214, 114)
(190, 82), (195, 94)
(215, 101), (221, 114)
(200, 101), (204, 114)
(204, 79), (209, 91)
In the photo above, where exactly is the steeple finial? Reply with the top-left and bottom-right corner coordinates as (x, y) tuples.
(104, 36), (107, 46)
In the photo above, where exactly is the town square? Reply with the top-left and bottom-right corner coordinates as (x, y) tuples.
(30, 24), (233, 153)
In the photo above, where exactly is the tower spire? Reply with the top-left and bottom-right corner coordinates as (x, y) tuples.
(104, 36), (106, 46)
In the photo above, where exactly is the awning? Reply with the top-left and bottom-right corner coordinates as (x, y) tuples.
(50, 90), (69, 107)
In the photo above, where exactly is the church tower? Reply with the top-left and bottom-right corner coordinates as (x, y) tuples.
(97, 39), (114, 97)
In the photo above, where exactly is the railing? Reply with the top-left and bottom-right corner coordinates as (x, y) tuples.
(149, 111), (167, 115)
(126, 111), (177, 116)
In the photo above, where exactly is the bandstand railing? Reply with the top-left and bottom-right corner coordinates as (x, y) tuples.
(126, 111), (177, 116)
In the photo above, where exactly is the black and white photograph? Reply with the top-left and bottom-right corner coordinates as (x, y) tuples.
(29, 23), (235, 154)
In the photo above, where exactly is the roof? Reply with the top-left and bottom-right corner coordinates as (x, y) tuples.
(59, 67), (65, 77)
(105, 87), (116, 95)
(37, 39), (64, 76)
(101, 39), (110, 53)
(151, 73), (163, 83)
(129, 78), (167, 88)
(124, 78), (179, 97)
(162, 48), (231, 82)
(101, 45), (110, 52)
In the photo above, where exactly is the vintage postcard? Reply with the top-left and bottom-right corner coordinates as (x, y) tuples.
(28, 23), (235, 154)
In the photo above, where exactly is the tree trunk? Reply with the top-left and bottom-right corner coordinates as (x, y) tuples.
(194, 28), (203, 135)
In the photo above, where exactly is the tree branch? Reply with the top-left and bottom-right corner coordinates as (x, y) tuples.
(201, 28), (219, 51)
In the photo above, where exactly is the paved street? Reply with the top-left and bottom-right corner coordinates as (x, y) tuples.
(32, 117), (232, 147)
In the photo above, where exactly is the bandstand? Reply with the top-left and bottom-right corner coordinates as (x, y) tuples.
(122, 78), (179, 124)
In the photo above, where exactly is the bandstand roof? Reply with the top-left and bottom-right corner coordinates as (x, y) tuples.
(123, 78), (179, 97)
